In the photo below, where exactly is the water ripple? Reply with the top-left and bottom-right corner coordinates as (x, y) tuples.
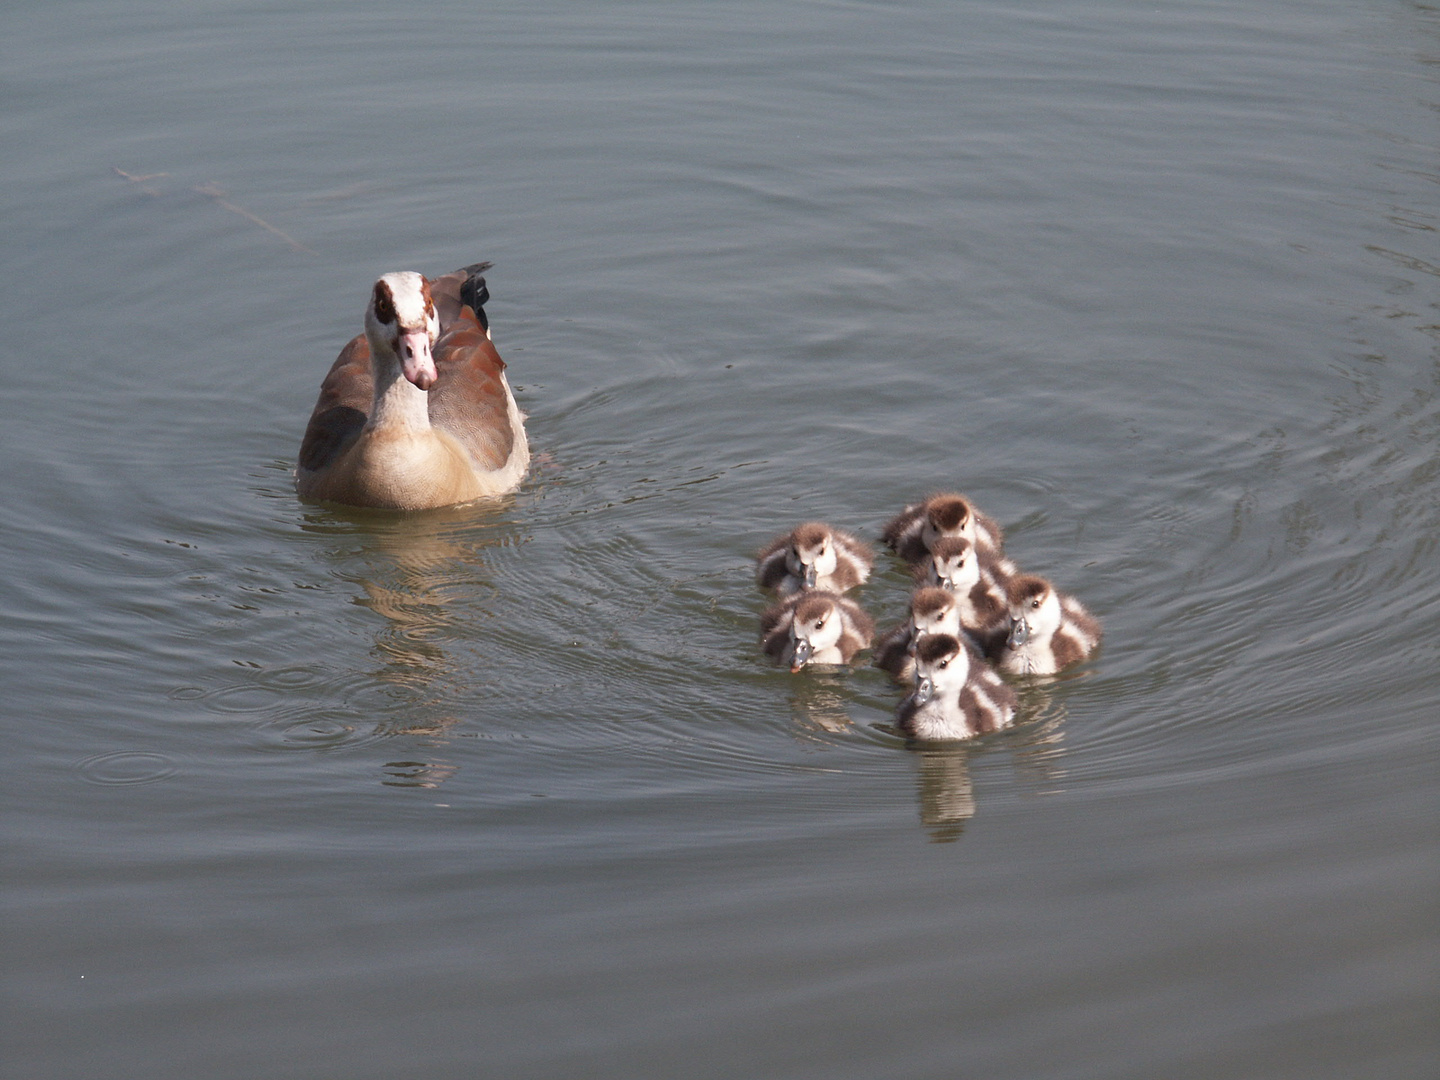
(76, 751), (179, 786)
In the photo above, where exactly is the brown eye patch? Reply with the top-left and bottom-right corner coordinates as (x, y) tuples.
(372, 280), (396, 325)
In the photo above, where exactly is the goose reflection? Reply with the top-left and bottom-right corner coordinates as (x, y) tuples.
(298, 499), (523, 776)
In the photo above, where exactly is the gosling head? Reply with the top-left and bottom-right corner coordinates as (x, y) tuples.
(1005, 574), (1062, 648)
(920, 493), (976, 551)
(785, 522), (839, 589)
(788, 591), (845, 672)
(912, 632), (971, 705)
(925, 536), (979, 592)
(908, 587), (961, 646)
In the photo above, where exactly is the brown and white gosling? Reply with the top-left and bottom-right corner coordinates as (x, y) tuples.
(874, 586), (964, 682)
(994, 574), (1102, 675)
(895, 633), (1018, 741)
(912, 537), (1011, 657)
(756, 522), (874, 596)
(881, 492), (1006, 564)
(760, 591), (874, 673)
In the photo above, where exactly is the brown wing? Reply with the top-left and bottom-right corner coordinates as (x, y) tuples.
(838, 596), (875, 645)
(873, 623), (914, 679)
(297, 334), (371, 474)
(880, 503), (922, 553)
(760, 597), (799, 660)
(426, 308), (517, 472)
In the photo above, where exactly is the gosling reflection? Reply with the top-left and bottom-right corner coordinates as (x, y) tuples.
(912, 744), (977, 842)
(784, 668), (857, 736)
(380, 758), (459, 789)
(1007, 691), (1070, 795)
(903, 684), (1072, 839)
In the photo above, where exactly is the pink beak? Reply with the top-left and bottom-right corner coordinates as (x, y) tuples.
(398, 329), (437, 390)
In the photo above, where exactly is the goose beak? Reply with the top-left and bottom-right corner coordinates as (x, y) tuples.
(790, 639), (814, 672)
(1007, 616), (1029, 648)
(802, 563), (818, 588)
(399, 330), (437, 390)
(913, 675), (934, 706)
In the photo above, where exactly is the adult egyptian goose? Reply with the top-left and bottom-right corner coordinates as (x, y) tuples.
(895, 633), (1018, 741)
(760, 591), (874, 672)
(994, 574), (1102, 675)
(755, 522), (874, 596)
(295, 264), (529, 509)
(881, 492), (1007, 565)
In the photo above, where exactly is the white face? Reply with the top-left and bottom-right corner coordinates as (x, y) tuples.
(792, 602), (843, 655)
(1010, 586), (1061, 642)
(929, 547), (978, 590)
(914, 644), (970, 704)
(912, 601), (960, 640)
(367, 272), (441, 389)
(788, 536), (837, 586)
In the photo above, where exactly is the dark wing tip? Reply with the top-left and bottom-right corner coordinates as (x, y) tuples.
(457, 262), (493, 332)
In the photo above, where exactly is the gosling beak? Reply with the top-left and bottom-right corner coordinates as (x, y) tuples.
(913, 675), (934, 706)
(803, 563), (818, 588)
(1007, 616), (1029, 648)
(790, 638), (814, 673)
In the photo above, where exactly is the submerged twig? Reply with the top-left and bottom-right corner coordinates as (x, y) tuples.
(111, 166), (169, 196)
(112, 166), (316, 255)
(193, 182), (316, 255)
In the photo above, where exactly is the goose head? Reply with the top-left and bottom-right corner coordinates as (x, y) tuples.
(365, 272), (441, 390)
(912, 633), (971, 705)
(788, 592), (846, 671)
(785, 522), (840, 589)
(1005, 574), (1062, 648)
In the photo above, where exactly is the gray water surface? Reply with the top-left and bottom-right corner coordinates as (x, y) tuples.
(3, 1), (1437, 1078)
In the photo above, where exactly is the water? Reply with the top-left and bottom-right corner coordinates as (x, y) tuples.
(3, 1), (1437, 1077)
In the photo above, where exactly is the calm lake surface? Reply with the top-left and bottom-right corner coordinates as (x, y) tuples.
(3, 1), (1437, 1077)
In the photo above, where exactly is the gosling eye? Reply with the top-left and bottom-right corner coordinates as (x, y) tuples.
(1031, 599), (1041, 609)
(814, 619), (825, 630)
(938, 659), (949, 669)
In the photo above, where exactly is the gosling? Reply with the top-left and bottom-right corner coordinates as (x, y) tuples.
(881, 492), (1005, 564)
(895, 633), (1018, 741)
(761, 590), (874, 672)
(994, 574), (1102, 675)
(756, 522), (874, 596)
